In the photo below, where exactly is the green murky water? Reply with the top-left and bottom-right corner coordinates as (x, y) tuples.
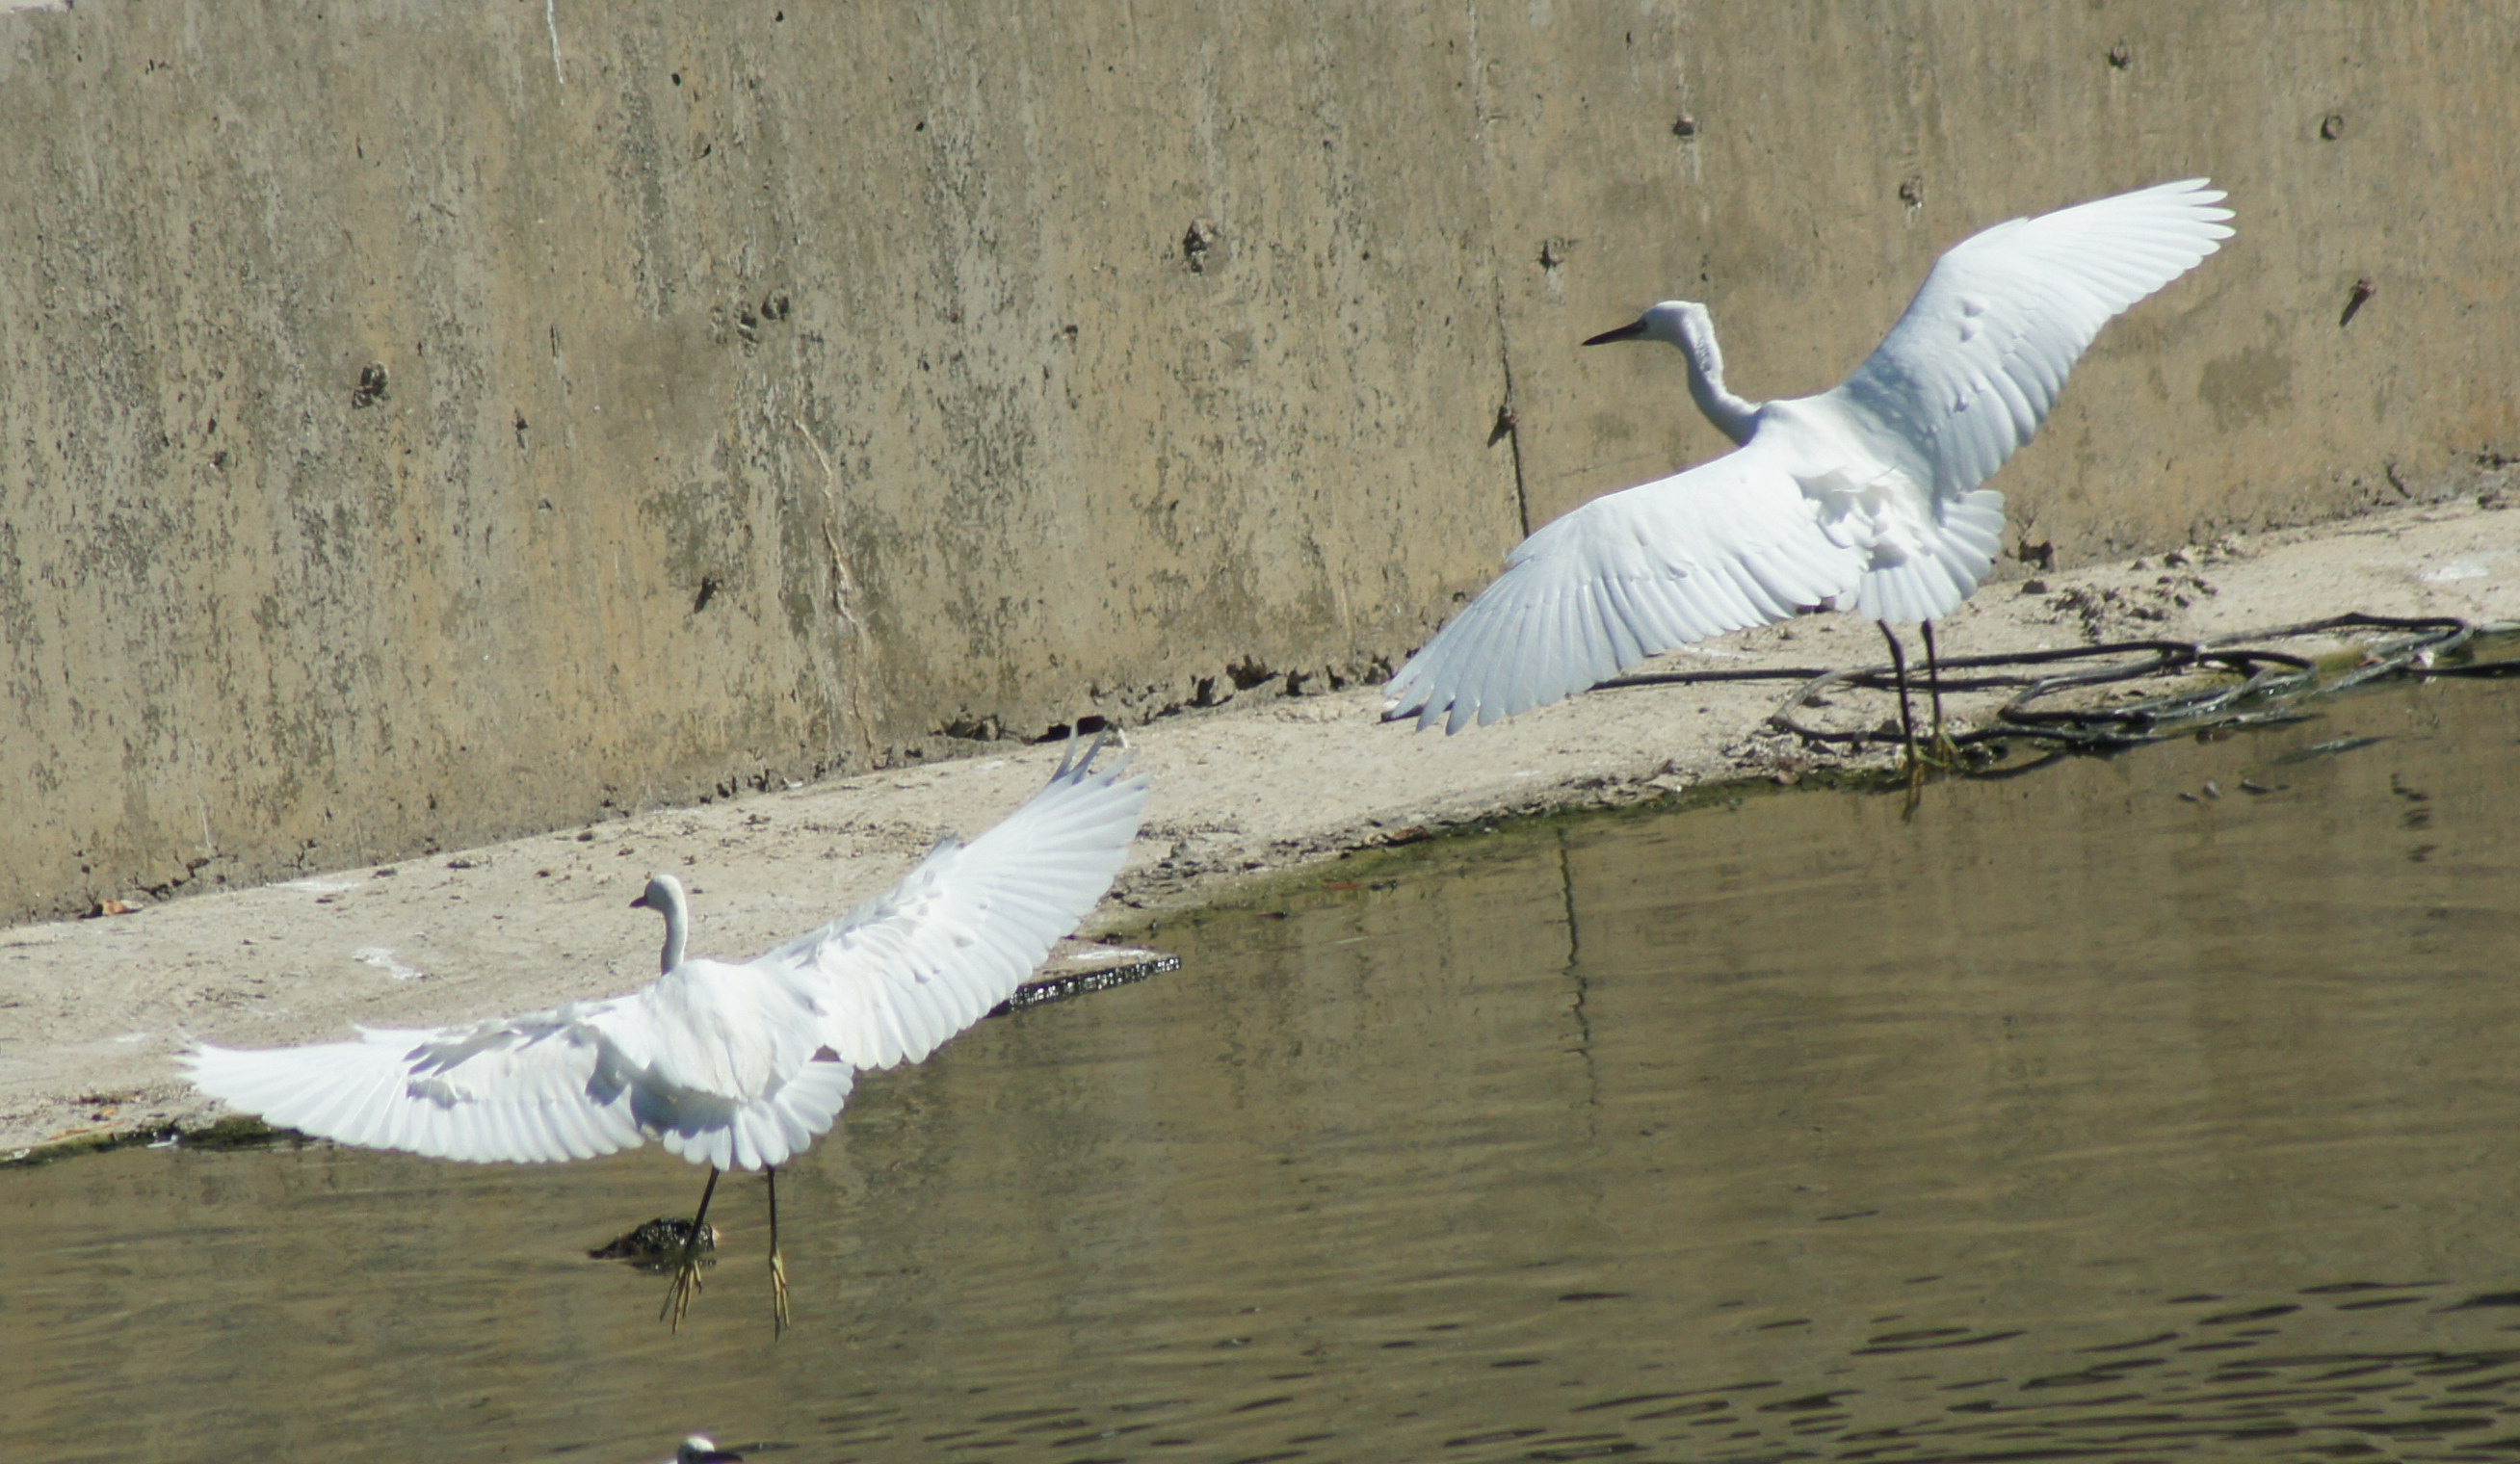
(8, 674), (2520, 1463)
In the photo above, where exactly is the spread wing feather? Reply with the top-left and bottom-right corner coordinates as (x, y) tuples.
(1824, 178), (2231, 620)
(184, 1010), (647, 1165)
(1384, 438), (1869, 732)
(757, 738), (1150, 1071)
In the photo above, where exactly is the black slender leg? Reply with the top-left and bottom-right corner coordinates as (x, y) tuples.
(661, 1165), (720, 1330)
(1877, 621), (1924, 784)
(766, 1165), (791, 1338)
(1921, 619), (1956, 761)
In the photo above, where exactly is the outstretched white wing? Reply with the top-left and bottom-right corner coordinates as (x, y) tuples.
(1383, 438), (1868, 733)
(757, 737), (1150, 1070)
(1824, 178), (2232, 519)
(183, 1006), (649, 1164)
(186, 950), (871, 1170)
(186, 977), (860, 1171)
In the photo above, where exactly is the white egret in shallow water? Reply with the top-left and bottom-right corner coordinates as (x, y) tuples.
(1385, 178), (2235, 758)
(185, 735), (1147, 1335)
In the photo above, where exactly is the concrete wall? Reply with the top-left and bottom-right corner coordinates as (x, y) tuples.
(2, 1), (2513, 920)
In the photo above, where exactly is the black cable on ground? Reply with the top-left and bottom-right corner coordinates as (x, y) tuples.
(1595, 613), (2515, 763)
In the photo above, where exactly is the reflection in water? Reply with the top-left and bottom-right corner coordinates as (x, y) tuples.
(7, 674), (2520, 1462)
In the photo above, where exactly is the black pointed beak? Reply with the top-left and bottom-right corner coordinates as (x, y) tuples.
(630, 893), (651, 909)
(1582, 317), (1649, 347)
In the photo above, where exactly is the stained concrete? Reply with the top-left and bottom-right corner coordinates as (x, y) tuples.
(1, 2), (2514, 920)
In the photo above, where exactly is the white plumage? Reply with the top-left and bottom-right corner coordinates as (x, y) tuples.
(184, 735), (1148, 1330)
(186, 737), (1146, 1168)
(1386, 178), (2235, 734)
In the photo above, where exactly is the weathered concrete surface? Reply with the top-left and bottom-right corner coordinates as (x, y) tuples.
(1, 2), (2514, 920)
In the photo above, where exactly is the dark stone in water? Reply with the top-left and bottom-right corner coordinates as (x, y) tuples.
(992, 954), (1181, 1015)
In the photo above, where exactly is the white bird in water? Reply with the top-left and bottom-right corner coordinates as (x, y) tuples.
(185, 734), (1148, 1335)
(1385, 178), (2235, 761)
(671, 1437), (744, 1464)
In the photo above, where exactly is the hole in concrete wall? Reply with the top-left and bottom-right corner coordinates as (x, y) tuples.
(1033, 716), (1110, 744)
(1183, 220), (1220, 273)
(1226, 657), (1275, 691)
(2340, 277), (2376, 327)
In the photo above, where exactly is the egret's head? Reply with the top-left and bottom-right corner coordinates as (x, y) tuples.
(631, 872), (686, 914)
(1583, 300), (1710, 350)
(675, 1437), (744, 1464)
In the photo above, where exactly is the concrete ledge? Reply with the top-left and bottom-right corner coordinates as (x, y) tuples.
(5, 498), (2516, 1156)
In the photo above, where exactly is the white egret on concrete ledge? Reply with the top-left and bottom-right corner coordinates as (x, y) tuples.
(185, 734), (1148, 1335)
(1384, 178), (2234, 762)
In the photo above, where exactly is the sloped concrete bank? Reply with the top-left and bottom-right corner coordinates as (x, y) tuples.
(3, 2), (2516, 921)
(4, 497), (2518, 1158)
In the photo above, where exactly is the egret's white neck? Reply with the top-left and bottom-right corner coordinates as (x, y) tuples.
(635, 874), (690, 973)
(655, 901), (686, 974)
(1662, 301), (1762, 446)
